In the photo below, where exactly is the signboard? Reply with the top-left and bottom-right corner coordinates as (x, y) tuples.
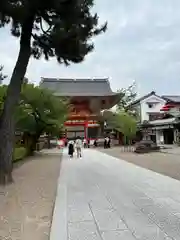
(64, 120), (99, 126)
(65, 120), (85, 125)
(88, 123), (100, 127)
(66, 126), (84, 131)
(69, 102), (92, 116)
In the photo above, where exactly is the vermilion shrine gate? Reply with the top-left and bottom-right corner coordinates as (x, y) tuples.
(40, 78), (120, 141)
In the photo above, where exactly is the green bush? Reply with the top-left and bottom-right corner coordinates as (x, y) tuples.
(13, 147), (27, 162)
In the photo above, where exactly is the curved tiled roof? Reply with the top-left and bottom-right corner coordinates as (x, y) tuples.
(161, 95), (180, 103)
(40, 78), (118, 97)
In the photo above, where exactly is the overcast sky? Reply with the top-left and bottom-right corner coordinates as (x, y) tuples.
(1, 0), (180, 96)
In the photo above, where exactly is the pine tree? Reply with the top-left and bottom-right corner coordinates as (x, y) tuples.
(0, 0), (107, 184)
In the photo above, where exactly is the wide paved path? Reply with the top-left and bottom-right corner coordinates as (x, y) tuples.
(50, 149), (180, 240)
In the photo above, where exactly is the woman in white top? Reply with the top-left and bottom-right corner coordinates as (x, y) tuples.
(75, 137), (82, 158)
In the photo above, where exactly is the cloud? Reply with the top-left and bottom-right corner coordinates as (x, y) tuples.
(0, 0), (180, 96)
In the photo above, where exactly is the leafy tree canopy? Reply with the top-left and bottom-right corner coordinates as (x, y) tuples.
(0, 83), (68, 151)
(0, 0), (107, 64)
(102, 110), (137, 138)
(117, 82), (137, 113)
(16, 83), (68, 136)
(114, 112), (137, 138)
(101, 82), (138, 138)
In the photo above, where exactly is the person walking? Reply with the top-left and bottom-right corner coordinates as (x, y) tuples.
(107, 137), (111, 148)
(68, 140), (74, 158)
(104, 137), (108, 149)
(75, 136), (83, 158)
(94, 139), (97, 147)
(104, 137), (107, 149)
(83, 138), (87, 148)
(87, 139), (90, 148)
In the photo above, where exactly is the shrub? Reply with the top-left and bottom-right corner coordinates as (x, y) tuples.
(13, 147), (27, 162)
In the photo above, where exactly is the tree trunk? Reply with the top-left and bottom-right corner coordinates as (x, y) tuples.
(0, 16), (34, 185)
(28, 134), (41, 154)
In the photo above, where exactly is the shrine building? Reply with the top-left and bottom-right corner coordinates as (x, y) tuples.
(40, 78), (120, 141)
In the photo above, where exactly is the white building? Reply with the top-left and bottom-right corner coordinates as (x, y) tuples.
(131, 91), (180, 145)
(131, 91), (166, 123)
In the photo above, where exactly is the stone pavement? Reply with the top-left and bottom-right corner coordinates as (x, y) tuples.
(50, 149), (180, 240)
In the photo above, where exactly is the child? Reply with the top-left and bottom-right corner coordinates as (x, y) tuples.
(68, 140), (74, 158)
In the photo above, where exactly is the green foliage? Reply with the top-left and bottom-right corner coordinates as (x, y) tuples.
(13, 147), (27, 162)
(0, 0), (107, 64)
(0, 83), (68, 152)
(0, 65), (7, 82)
(117, 83), (137, 113)
(115, 112), (137, 138)
(103, 110), (137, 138)
(20, 83), (67, 135)
(0, 84), (7, 111)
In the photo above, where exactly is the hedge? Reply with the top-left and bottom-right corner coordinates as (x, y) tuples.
(13, 147), (27, 162)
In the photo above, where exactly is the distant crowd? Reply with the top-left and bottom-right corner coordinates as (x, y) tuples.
(66, 136), (111, 159)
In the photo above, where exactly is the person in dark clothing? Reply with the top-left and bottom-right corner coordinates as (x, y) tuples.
(94, 139), (97, 147)
(87, 139), (90, 148)
(104, 138), (107, 149)
(107, 137), (111, 148)
(83, 138), (87, 148)
(68, 140), (74, 158)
